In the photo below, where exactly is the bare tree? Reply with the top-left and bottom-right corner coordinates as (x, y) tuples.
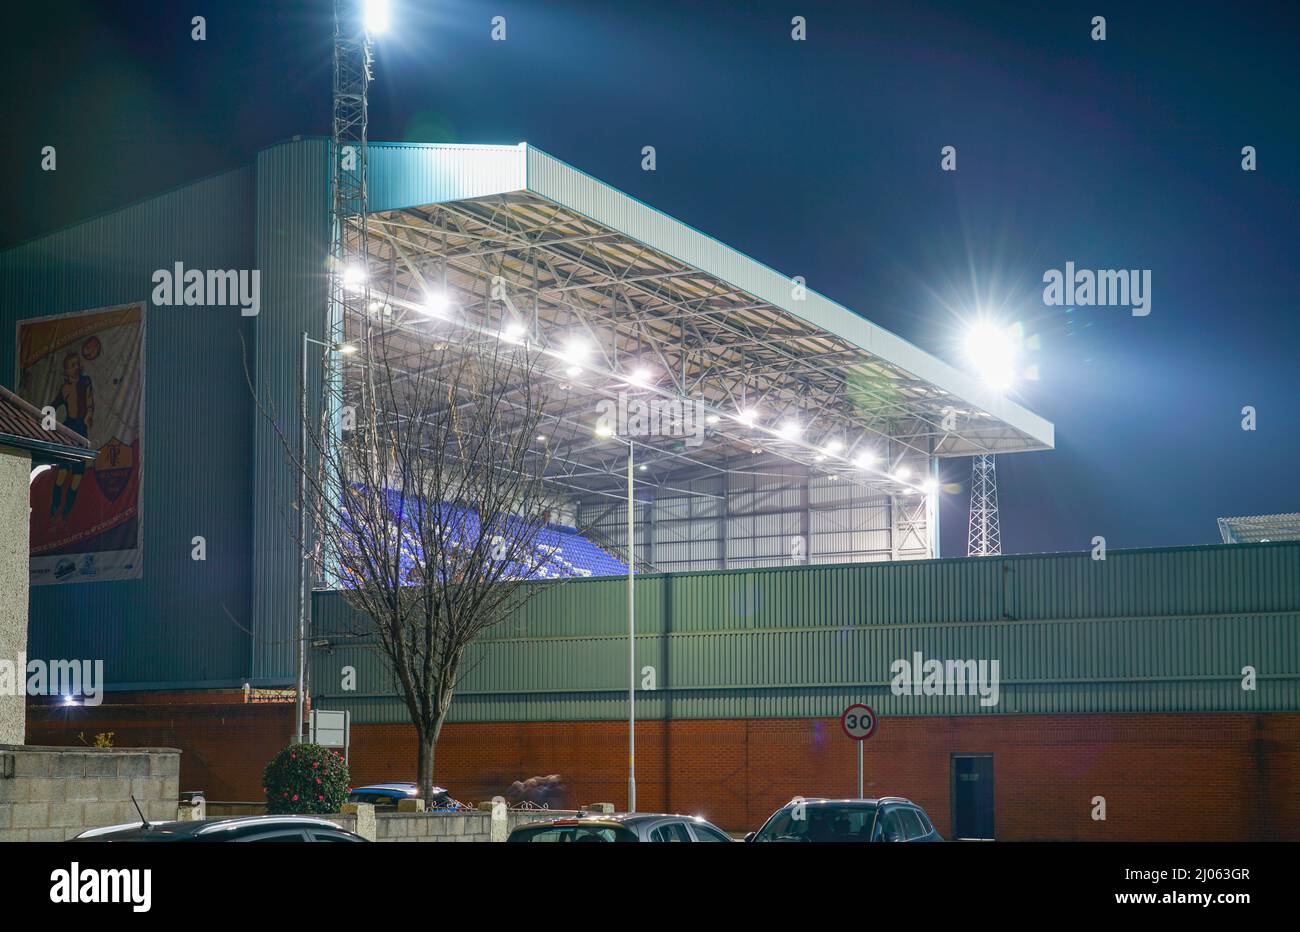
(260, 314), (615, 802)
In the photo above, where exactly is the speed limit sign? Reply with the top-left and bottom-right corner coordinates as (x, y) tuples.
(841, 704), (877, 741)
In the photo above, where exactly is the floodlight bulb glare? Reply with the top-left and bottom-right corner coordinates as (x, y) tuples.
(964, 321), (1018, 392)
(364, 0), (391, 33)
(341, 265), (367, 293)
(424, 292), (452, 317)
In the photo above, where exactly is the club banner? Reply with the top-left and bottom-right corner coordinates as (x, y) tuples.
(17, 303), (144, 584)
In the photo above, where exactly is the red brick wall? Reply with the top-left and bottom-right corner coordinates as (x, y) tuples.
(26, 702), (294, 801)
(25, 703), (1300, 840)
(351, 713), (1300, 840)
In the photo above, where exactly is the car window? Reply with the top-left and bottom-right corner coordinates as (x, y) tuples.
(689, 823), (731, 842)
(756, 805), (877, 842)
(898, 808), (925, 840)
(914, 809), (935, 836)
(878, 808), (906, 842)
(238, 829), (312, 842)
(649, 822), (692, 842)
(509, 825), (636, 843)
(310, 829), (364, 842)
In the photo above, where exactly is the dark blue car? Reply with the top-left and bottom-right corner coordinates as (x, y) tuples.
(346, 782), (459, 810)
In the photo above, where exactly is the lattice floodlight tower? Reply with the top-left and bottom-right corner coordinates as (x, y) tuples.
(967, 453), (1001, 556)
(330, 0), (375, 349)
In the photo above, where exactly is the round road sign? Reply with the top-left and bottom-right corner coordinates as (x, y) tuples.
(840, 704), (877, 741)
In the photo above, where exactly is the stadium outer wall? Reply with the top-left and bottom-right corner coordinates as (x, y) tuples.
(25, 702), (1300, 839)
(347, 713), (1299, 841)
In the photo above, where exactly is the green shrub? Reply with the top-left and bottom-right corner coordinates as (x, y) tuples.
(262, 743), (351, 814)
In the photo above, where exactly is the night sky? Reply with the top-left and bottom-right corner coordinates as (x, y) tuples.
(4, 0), (1297, 557)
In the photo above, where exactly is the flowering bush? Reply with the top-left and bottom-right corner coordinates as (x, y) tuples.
(262, 743), (351, 814)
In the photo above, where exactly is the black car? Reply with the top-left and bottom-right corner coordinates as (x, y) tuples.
(508, 813), (734, 842)
(71, 815), (368, 842)
(747, 797), (943, 843)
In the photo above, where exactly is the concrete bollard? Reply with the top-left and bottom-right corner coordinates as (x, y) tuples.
(397, 797), (425, 813)
(489, 796), (509, 842)
(341, 801), (376, 840)
(176, 795), (206, 821)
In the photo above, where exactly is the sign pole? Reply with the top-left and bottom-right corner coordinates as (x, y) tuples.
(840, 703), (877, 800)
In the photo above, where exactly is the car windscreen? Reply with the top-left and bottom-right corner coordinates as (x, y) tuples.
(754, 804), (878, 842)
(509, 824), (638, 843)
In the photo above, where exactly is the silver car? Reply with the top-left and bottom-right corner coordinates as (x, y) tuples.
(508, 812), (734, 842)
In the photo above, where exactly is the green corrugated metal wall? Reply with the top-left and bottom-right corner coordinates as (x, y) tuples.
(311, 542), (1300, 723)
(0, 167), (258, 687)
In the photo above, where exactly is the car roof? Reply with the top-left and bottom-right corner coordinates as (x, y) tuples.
(512, 812), (720, 829)
(74, 815), (349, 840)
(783, 797), (914, 807)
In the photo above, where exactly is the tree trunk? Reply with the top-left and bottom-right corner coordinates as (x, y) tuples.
(416, 729), (437, 804)
(415, 713), (448, 804)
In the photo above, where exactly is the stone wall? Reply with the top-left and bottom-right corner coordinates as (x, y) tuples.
(0, 744), (181, 841)
(0, 448), (31, 745)
(326, 808), (581, 842)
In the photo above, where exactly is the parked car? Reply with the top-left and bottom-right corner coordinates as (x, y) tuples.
(508, 813), (734, 842)
(347, 781), (456, 810)
(747, 797), (942, 843)
(71, 815), (368, 842)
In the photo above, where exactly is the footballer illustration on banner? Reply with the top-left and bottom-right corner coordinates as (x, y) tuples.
(17, 303), (144, 584)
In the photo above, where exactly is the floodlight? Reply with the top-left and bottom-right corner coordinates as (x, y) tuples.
(778, 420), (802, 440)
(852, 451), (876, 469)
(963, 320), (1019, 392)
(363, 0), (391, 34)
(424, 291), (453, 317)
(564, 338), (590, 362)
(341, 264), (367, 294)
(893, 466), (912, 482)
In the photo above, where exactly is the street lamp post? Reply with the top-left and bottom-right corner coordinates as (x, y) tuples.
(626, 440), (636, 813)
(598, 426), (637, 811)
(295, 331), (356, 744)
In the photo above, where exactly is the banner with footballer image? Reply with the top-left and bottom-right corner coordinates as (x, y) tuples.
(17, 303), (145, 584)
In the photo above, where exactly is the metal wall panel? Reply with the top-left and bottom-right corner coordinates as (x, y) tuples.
(0, 167), (257, 687)
(312, 542), (1300, 722)
(249, 138), (333, 682)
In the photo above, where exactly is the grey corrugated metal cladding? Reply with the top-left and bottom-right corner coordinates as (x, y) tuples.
(311, 542), (1300, 723)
